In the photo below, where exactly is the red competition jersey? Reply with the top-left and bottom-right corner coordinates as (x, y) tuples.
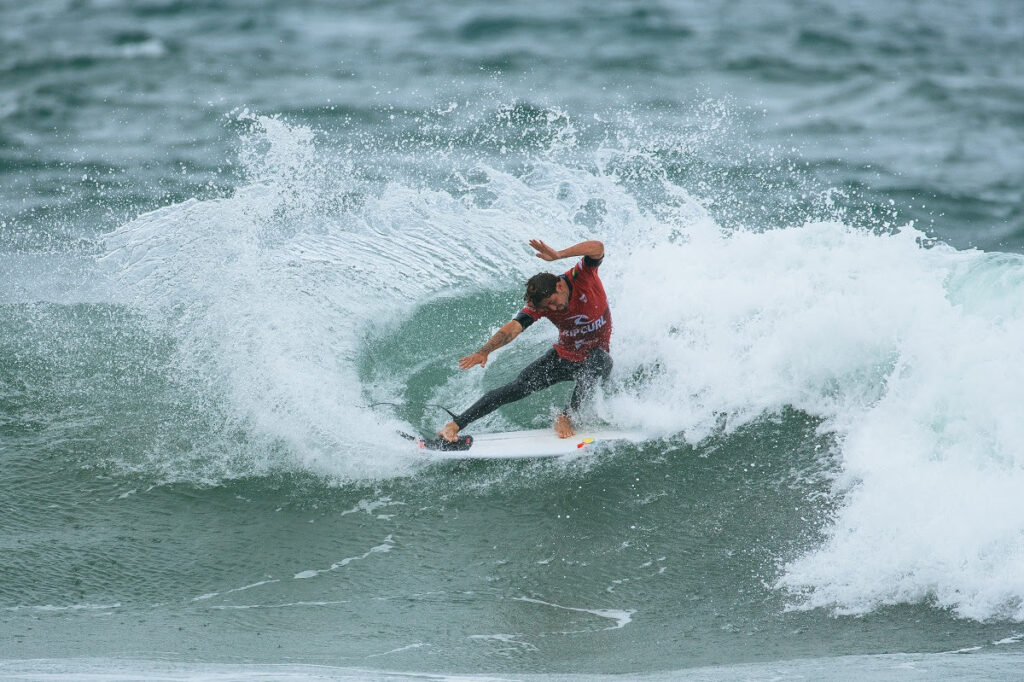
(514, 256), (612, 362)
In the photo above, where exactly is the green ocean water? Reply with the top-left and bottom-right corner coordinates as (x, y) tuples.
(3, 1), (1024, 679)
(1, 390), (1013, 672)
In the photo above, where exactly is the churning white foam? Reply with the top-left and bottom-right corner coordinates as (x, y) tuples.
(605, 218), (1024, 622)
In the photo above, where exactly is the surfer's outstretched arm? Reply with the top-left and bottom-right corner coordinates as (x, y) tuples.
(530, 239), (604, 262)
(458, 319), (524, 370)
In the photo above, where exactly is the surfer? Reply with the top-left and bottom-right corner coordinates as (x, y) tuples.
(440, 238), (612, 441)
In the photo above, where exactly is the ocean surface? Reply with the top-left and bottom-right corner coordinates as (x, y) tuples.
(2, 1), (1024, 679)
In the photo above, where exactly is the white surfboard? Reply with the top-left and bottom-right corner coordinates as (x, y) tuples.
(415, 428), (650, 460)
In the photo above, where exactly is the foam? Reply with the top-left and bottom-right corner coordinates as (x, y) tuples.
(292, 535), (395, 580)
(605, 218), (1024, 621)
(515, 596), (634, 631)
(1, 653), (1020, 681)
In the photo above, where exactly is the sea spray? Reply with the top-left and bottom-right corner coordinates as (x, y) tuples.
(605, 217), (1024, 621)
(97, 113), (608, 478)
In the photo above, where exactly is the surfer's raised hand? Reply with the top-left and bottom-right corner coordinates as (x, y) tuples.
(459, 352), (488, 369)
(530, 239), (604, 262)
(530, 239), (561, 261)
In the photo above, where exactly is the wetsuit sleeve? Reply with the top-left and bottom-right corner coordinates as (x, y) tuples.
(583, 254), (603, 268)
(514, 307), (541, 330)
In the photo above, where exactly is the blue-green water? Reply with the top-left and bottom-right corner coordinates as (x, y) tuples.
(3, 1), (1024, 679)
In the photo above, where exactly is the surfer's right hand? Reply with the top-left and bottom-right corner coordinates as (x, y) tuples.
(458, 352), (488, 369)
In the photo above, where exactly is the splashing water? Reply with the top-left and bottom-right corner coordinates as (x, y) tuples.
(96, 108), (1024, 621)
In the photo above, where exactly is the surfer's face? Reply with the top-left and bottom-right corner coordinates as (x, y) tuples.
(538, 281), (570, 312)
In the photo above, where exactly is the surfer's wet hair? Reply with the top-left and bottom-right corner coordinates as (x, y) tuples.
(525, 273), (559, 307)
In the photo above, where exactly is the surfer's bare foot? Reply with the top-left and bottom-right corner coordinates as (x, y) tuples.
(554, 413), (575, 439)
(440, 421), (460, 442)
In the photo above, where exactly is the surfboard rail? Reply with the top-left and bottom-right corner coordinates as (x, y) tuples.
(411, 428), (650, 460)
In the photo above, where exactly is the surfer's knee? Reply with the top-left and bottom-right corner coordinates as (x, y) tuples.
(485, 375), (538, 406)
(511, 362), (556, 395)
(501, 376), (531, 398)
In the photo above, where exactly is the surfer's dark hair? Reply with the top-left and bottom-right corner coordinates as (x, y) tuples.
(525, 273), (558, 307)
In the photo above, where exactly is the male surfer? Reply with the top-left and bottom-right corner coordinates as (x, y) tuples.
(440, 238), (612, 441)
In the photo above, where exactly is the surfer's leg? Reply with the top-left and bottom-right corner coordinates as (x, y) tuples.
(451, 349), (574, 430)
(565, 348), (613, 418)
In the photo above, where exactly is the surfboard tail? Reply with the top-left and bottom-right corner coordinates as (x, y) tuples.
(399, 431), (474, 452)
(417, 435), (474, 452)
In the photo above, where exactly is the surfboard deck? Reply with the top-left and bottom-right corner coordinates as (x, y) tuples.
(414, 428), (649, 460)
